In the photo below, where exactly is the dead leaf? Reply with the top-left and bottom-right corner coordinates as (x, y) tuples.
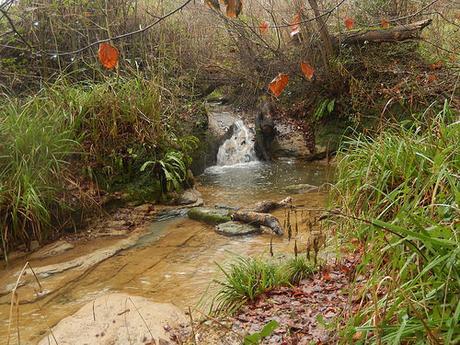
(98, 43), (119, 69)
(290, 13), (301, 37)
(301, 62), (315, 80)
(205, 0), (220, 10)
(429, 60), (443, 70)
(226, 0), (242, 18)
(268, 73), (289, 97)
(259, 21), (269, 34)
(322, 272), (331, 281)
(353, 331), (364, 341)
(380, 19), (390, 28)
(344, 17), (354, 30)
(427, 74), (437, 83)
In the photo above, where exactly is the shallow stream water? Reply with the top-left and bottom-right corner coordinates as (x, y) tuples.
(0, 158), (333, 344)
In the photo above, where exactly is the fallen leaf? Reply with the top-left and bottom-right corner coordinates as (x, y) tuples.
(300, 62), (315, 80)
(427, 74), (437, 82)
(344, 17), (354, 30)
(226, 0), (242, 18)
(353, 331), (364, 341)
(259, 21), (269, 34)
(380, 19), (390, 28)
(322, 272), (331, 281)
(98, 43), (119, 69)
(429, 60), (443, 70)
(290, 13), (301, 37)
(268, 73), (289, 97)
(205, 0), (220, 10)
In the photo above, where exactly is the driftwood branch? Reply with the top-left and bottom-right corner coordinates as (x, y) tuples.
(232, 211), (284, 236)
(252, 196), (292, 213)
(336, 19), (432, 45)
(229, 197), (291, 235)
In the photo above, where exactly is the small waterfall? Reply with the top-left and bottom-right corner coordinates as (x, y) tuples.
(216, 120), (257, 166)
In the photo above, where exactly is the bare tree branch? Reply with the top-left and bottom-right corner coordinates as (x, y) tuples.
(0, 8), (33, 50)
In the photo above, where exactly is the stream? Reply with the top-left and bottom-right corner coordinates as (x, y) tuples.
(0, 118), (334, 344)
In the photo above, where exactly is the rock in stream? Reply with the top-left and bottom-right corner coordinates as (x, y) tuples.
(187, 207), (231, 225)
(38, 293), (188, 345)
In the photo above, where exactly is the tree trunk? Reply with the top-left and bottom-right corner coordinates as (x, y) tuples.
(307, 0), (334, 62)
(336, 19), (432, 45)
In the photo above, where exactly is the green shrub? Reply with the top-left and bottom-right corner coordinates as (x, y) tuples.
(333, 102), (459, 344)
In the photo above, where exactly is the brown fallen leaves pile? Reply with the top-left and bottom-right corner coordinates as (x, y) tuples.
(185, 250), (366, 345)
(224, 250), (362, 345)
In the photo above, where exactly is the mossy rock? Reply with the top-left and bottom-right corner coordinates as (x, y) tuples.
(187, 207), (231, 225)
(315, 117), (353, 152)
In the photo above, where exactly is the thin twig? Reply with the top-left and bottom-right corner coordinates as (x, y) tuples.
(127, 297), (154, 342)
(188, 306), (197, 345)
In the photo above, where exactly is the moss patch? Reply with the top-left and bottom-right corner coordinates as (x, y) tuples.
(188, 207), (232, 225)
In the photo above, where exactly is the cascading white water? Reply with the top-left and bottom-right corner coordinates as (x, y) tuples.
(216, 120), (257, 166)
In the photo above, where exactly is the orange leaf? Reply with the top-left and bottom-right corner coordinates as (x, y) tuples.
(290, 13), (301, 37)
(380, 19), (390, 28)
(98, 43), (119, 69)
(300, 62), (315, 80)
(322, 272), (332, 281)
(344, 17), (354, 30)
(226, 0), (242, 18)
(429, 60), (443, 70)
(353, 332), (364, 341)
(268, 73), (289, 97)
(259, 21), (269, 34)
(427, 74), (437, 83)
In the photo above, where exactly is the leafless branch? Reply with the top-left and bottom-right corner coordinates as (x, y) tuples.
(0, 7), (33, 50)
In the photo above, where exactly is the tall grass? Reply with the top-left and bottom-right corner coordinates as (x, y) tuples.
(0, 76), (200, 257)
(0, 96), (77, 255)
(333, 102), (459, 344)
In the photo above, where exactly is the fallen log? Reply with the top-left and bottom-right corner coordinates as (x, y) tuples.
(232, 210), (284, 235)
(252, 196), (292, 213)
(336, 19), (432, 45)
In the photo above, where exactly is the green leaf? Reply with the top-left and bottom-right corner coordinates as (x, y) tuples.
(327, 99), (335, 113)
(260, 320), (279, 337)
(140, 160), (154, 172)
(243, 333), (261, 345)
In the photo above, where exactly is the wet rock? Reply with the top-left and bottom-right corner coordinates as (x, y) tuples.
(38, 293), (187, 345)
(29, 240), (74, 260)
(27, 236), (140, 279)
(285, 184), (319, 194)
(207, 105), (239, 137)
(187, 207), (231, 225)
(215, 221), (261, 236)
(176, 188), (203, 206)
(155, 208), (189, 221)
(272, 123), (311, 157)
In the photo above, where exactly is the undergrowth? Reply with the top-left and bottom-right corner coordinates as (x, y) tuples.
(333, 102), (459, 344)
(0, 76), (201, 257)
(212, 256), (316, 315)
